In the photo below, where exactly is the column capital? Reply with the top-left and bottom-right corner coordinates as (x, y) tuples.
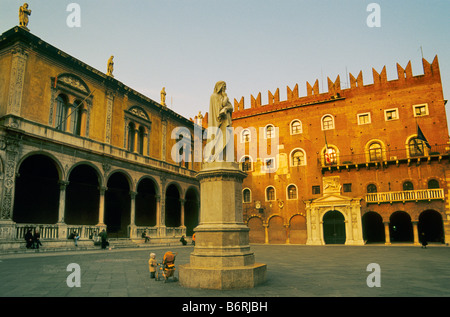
(129, 191), (137, 199)
(58, 180), (70, 188)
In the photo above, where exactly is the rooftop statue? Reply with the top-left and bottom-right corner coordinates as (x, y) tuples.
(19, 3), (31, 30)
(107, 55), (114, 77)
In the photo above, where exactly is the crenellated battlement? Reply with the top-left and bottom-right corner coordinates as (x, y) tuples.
(232, 56), (441, 119)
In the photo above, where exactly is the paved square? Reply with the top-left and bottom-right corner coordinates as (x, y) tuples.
(0, 244), (449, 297)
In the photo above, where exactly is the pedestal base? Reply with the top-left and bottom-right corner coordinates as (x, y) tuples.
(179, 263), (267, 290)
(178, 161), (267, 289)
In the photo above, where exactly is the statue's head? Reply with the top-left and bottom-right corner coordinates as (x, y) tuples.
(214, 81), (226, 94)
(23, 3), (28, 8)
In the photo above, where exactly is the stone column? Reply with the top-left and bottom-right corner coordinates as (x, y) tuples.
(128, 191), (137, 238)
(97, 186), (107, 226)
(264, 224), (269, 244)
(0, 136), (20, 239)
(412, 221), (420, 245)
(180, 198), (186, 229)
(179, 162), (266, 290)
(384, 222), (391, 245)
(57, 181), (69, 223)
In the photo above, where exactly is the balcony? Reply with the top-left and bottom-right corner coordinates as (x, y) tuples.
(365, 188), (444, 204)
(318, 144), (450, 172)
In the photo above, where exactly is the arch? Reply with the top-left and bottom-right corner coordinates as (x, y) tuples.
(65, 164), (100, 225)
(389, 211), (413, 242)
(321, 114), (335, 130)
(427, 179), (440, 189)
(366, 183), (378, 193)
(265, 186), (276, 201)
(165, 183), (181, 227)
(322, 210), (346, 244)
(105, 171), (131, 237)
(106, 169), (134, 192)
(56, 73), (91, 94)
(286, 184), (298, 200)
(289, 214), (307, 244)
(290, 119), (303, 135)
(289, 148), (306, 167)
(241, 128), (251, 143)
(402, 180), (414, 191)
(320, 145), (339, 165)
(135, 177), (158, 227)
(242, 188), (252, 203)
(406, 134), (428, 157)
(268, 215), (286, 244)
(247, 216), (265, 243)
(13, 154), (60, 224)
(67, 161), (103, 186)
(184, 187), (200, 236)
(264, 124), (276, 139)
(365, 139), (386, 162)
(128, 106), (150, 121)
(239, 155), (253, 172)
(17, 151), (64, 181)
(418, 210), (444, 243)
(362, 211), (385, 243)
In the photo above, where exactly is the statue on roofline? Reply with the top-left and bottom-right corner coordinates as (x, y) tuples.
(19, 3), (31, 30)
(107, 55), (114, 77)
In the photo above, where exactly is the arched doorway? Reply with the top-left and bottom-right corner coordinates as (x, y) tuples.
(389, 211), (413, 242)
(13, 154), (60, 224)
(323, 210), (346, 244)
(289, 215), (307, 244)
(165, 184), (181, 227)
(135, 178), (157, 227)
(247, 217), (265, 243)
(184, 187), (199, 236)
(105, 172), (131, 237)
(65, 164), (100, 225)
(268, 216), (286, 244)
(362, 211), (385, 243)
(418, 210), (444, 243)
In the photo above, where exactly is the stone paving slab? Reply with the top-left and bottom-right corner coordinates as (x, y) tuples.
(0, 244), (449, 298)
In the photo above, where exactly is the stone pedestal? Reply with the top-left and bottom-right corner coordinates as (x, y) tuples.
(179, 162), (266, 289)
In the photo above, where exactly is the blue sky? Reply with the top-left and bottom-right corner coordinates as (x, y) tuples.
(1, 0), (449, 131)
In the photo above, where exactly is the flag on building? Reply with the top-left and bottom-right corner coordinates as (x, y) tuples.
(417, 125), (431, 149)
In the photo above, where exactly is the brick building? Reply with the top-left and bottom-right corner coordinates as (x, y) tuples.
(0, 26), (200, 245)
(204, 55), (450, 245)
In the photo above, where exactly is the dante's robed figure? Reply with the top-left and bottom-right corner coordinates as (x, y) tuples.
(19, 3), (31, 28)
(206, 81), (233, 162)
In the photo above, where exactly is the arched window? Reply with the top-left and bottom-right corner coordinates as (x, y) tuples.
(243, 188), (251, 203)
(322, 115), (334, 130)
(240, 156), (253, 172)
(290, 120), (302, 135)
(265, 125), (275, 139)
(428, 179), (440, 189)
(323, 147), (338, 165)
(403, 181), (414, 191)
(367, 184), (377, 193)
(266, 186), (275, 201)
(369, 142), (382, 162)
(55, 94), (68, 131)
(287, 185), (297, 200)
(291, 149), (306, 166)
(408, 137), (425, 157)
(241, 129), (251, 143)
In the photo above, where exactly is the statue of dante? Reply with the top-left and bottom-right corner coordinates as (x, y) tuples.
(19, 3), (31, 29)
(107, 55), (114, 77)
(206, 81), (233, 162)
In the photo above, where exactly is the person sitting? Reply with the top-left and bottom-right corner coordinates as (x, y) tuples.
(180, 235), (187, 245)
(142, 230), (150, 243)
(24, 229), (33, 249)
